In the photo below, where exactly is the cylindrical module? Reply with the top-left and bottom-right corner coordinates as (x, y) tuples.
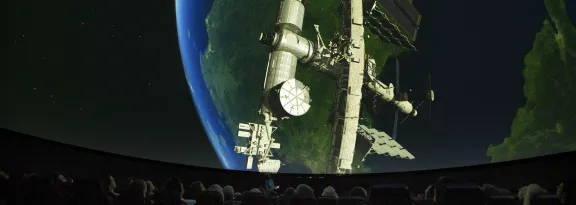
(259, 30), (315, 64)
(260, 0), (309, 117)
(277, 0), (306, 33)
(276, 30), (315, 63)
(366, 81), (394, 102)
(264, 51), (298, 92)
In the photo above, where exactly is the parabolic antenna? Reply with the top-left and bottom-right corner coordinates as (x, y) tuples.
(278, 79), (311, 116)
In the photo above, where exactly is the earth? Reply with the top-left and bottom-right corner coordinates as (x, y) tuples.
(175, 0), (576, 173)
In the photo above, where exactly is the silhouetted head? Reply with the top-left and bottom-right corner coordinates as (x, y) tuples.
(322, 186), (338, 198)
(424, 185), (435, 199)
(296, 184), (314, 197)
(558, 180), (575, 204)
(53, 172), (67, 184)
(285, 187), (296, 196)
(66, 176), (74, 185)
(223, 185), (235, 200)
(433, 176), (458, 203)
(187, 181), (205, 199)
(518, 184), (547, 205)
(99, 174), (117, 194)
(481, 184), (501, 196)
(0, 170), (8, 180)
(250, 188), (262, 193)
(129, 179), (148, 198)
(349, 187), (368, 199)
(145, 180), (156, 196)
(498, 188), (511, 194)
(164, 177), (184, 199)
(208, 184), (224, 201)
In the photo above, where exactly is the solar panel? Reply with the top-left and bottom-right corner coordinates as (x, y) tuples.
(393, 0), (421, 28)
(363, 0), (421, 50)
(359, 125), (415, 159)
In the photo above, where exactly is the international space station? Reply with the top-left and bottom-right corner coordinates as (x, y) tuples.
(234, 0), (434, 173)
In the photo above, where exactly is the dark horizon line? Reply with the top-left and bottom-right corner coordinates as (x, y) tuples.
(1, 127), (574, 176)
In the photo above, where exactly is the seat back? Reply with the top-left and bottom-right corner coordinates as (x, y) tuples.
(240, 191), (269, 205)
(196, 191), (225, 205)
(317, 196), (338, 205)
(533, 194), (561, 205)
(487, 195), (519, 205)
(369, 183), (412, 205)
(443, 183), (486, 205)
(288, 196), (317, 205)
(339, 196), (366, 205)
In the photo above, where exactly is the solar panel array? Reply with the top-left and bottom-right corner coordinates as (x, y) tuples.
(358, 125), (415, 159)
(363, 0), (420, 50)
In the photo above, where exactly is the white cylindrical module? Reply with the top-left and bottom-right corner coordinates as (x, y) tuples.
(259, 0), (310, 118)
(263, 51), (298, 92)
(393, 101), (416, 116)
(366, 81), (394, 102)
(275, 29), (315, 63)
(277, 0), (306, 34)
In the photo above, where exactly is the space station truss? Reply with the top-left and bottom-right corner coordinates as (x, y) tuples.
(235, 122), (282, 173)
(257, 159), (282, 173)
(363, 0), (421, 50)
(358, 125), (415, 159)
(235, 123), (279, 157)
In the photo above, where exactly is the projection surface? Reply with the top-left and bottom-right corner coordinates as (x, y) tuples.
(4, 0), (576, 173)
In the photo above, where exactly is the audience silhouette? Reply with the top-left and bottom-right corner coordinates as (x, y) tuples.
(0, 169), (572, 205)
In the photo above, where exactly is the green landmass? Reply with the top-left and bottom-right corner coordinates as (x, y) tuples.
(202, 0), (405, 173)
(487, 0), (576, 162)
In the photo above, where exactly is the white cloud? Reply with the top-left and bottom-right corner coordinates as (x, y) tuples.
(219, 135), (227, 146)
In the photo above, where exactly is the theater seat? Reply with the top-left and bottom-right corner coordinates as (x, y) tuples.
(533, 194), (561, 205)
(487, 195), (519, 205)
(414, 198), (433, 205)
(369, 183), (412, 205)
(317, 196), (338, 205)
(268, 196), (279, 205)
(443, 183), (486, 205)
(339, 196), (366, 205)
(279, 196), (290, 205)
(196, 191), (224, 205)
(289, 196), (317, 205)
(240, 191), (269, 205)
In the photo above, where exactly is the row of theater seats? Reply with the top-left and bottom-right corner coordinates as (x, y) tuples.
(193, 183), (563, 205)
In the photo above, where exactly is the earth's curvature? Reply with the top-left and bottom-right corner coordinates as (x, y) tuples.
(175, 0), (244, 170)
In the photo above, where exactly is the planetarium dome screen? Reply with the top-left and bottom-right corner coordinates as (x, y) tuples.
(6, 0), (576, 174)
